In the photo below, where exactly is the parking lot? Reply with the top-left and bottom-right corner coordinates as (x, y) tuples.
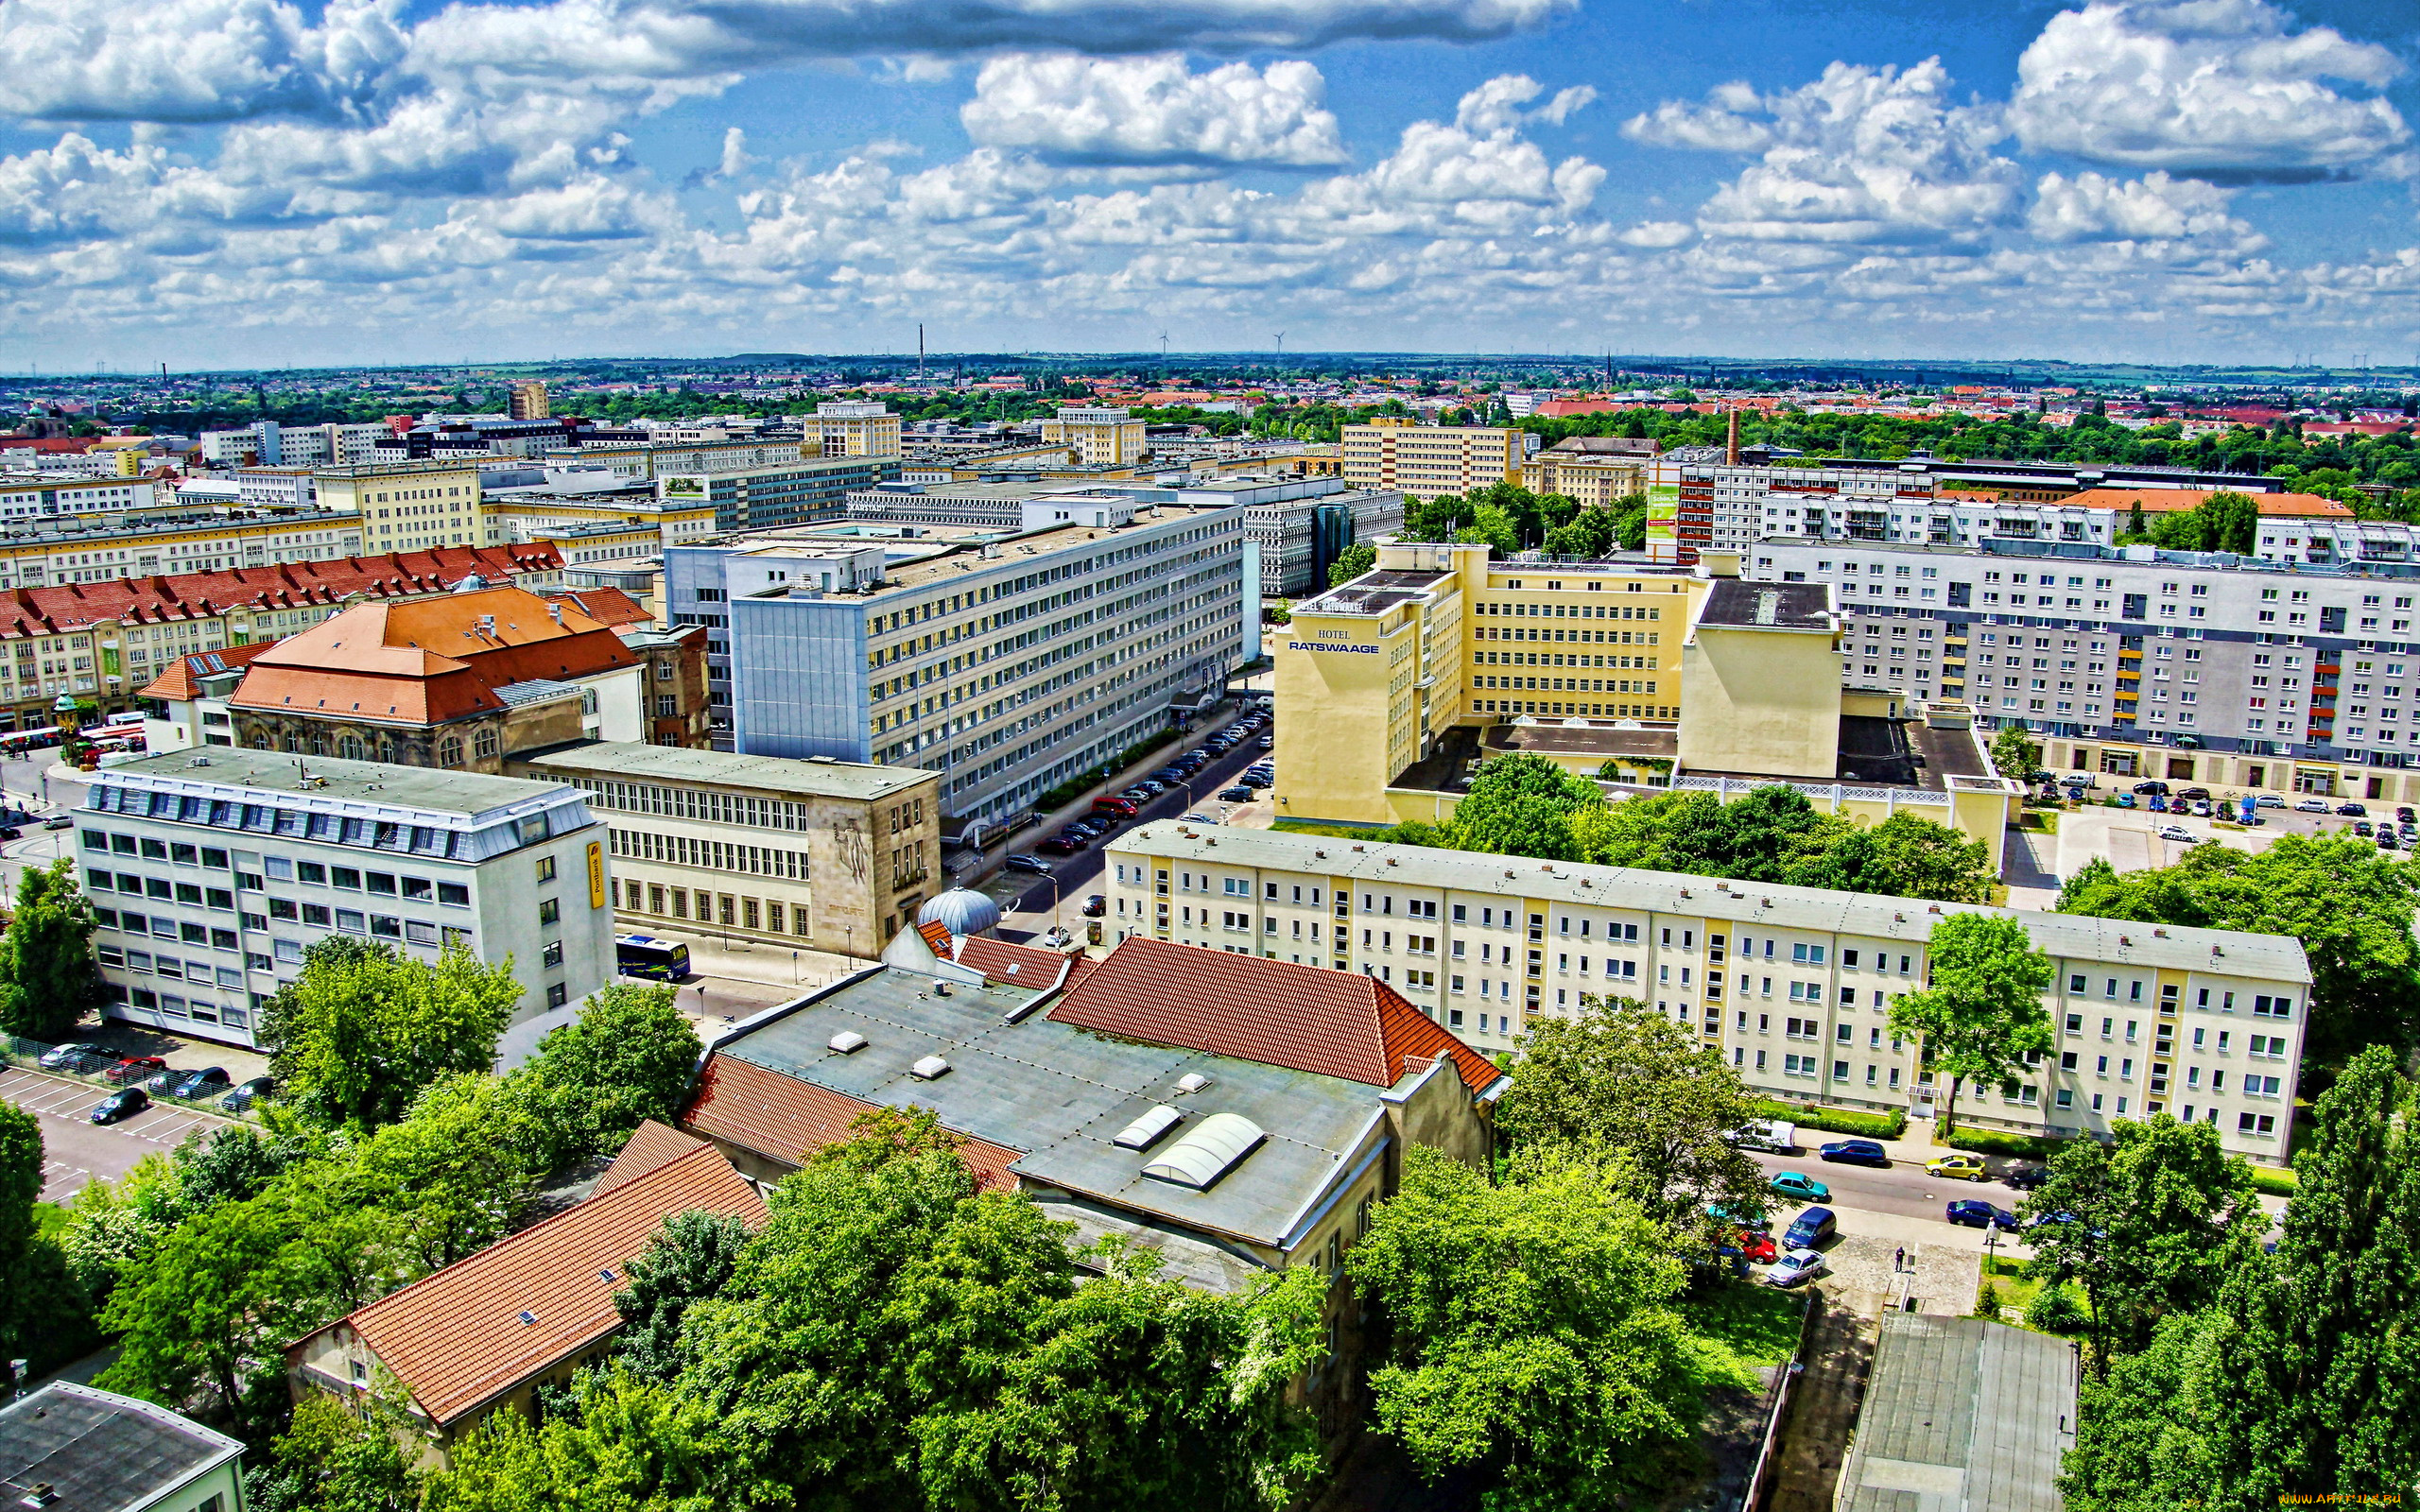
(1, 1065), (233, 1200)
(2030, 779), (2410, 885)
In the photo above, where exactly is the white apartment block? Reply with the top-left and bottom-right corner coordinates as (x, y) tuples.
(1107, 823), (2310, 1161)
(0, 474), (158, 522)
(1041, 407), (1149, 466)
(80, 749), (615, 1050)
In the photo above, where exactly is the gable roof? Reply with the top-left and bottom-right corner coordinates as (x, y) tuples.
(2061, 487), (2351, 520)
(593, 1119), (706, 1195)
(683, 1054), (1022, 1191)
(320, 1143), (764, 1427)
(131, 639), (283, 702)
(914, 921), (1099, 991)
(545, 587), (649, 627)
(1047, 936), (1498, 1093)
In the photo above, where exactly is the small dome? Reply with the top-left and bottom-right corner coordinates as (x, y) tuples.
(918, 885), (1000, 939)
(450, 573), (491, 593)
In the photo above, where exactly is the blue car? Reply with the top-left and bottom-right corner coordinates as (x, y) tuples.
(1782, 1206), (1837, 1249)
(1819, 1139), (1891, 1168)
(1946, 1199), (2018, 1231)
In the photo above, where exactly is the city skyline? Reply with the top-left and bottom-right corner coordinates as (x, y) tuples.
(2, 0), (2417, 367)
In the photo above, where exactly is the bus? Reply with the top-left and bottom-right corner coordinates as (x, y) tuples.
(614, 934), (692, 981)
(0, 726), (61, 755)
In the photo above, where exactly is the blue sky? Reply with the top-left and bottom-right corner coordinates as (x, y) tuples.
(2, 0), (2416, 368)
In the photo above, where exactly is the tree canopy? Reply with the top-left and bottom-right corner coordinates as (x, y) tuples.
(260, 937), (525, 1129)
(518, 981), (702, 1156)
(0, 857), (100, 1040)
(1885, 913), (2054, 1134)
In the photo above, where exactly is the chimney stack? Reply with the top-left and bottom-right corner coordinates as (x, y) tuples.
(1724, 407), (1740, 466)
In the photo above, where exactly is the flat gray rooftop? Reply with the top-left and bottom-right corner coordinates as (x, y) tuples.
(511, 739), (935, 802)
(1838, 1314), (2077, 1512)
(98, 747), (569, 817)
(1699, 578), (1835, 631)
(1300, 569), (1451, 616)
(0, 1383), (243, 1512)
(719, 965), (1385, 1250)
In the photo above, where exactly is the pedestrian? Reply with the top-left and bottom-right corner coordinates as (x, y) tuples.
(1895, 1245), (1906, 1272)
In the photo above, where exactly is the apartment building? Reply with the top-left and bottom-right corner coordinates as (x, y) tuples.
(0, 472), (159, 522)
(0, 544), (562, 731)
(312, 460), (484, 554)
(548, 436), (808, 481)
(199, 421), (390, 468)
(0, 507), (365, 591)
(1106, 823), (2309, 1162)
(481, 487), (718, 552)
(509, 740), (942, 953)
(660, 457), (901, 532)
(1522, 438), (1651, 507)
(1041, 406), (1149, 466)
(810, 401), (903, 458)
(509, 381), (551, 421)
(81, 747), (614, 1049)
(666, 497), (1251, 844)
(1340, 422), (1523, 498)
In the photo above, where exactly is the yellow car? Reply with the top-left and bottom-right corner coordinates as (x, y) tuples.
(1927, 1153), (1992, 1182)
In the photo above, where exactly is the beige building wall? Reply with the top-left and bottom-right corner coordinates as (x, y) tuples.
(1341, 423), (1524, 497)
(1677, 616), (1843, 780)
(1522, 454), (1649, 507)
(812, 403), (905, 459)
(1041, 407), (1149, 465)
(314, 461), (484, 554)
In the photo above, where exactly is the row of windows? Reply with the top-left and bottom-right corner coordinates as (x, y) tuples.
(84, 792), (507, 859)
(624, 878), (812, 936)
(566, 776), (811, 831)
(609, 826), (808, 880)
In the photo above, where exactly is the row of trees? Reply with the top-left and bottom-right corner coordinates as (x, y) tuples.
(1393, 481), (1649, 558)
(1367, 755), (1996, 904)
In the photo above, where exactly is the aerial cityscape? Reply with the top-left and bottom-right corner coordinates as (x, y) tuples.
(3, 0), (2419, 1509)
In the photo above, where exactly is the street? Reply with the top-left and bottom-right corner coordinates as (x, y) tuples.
(0, 1065), (233, 1201)
(1742, 1146), (2032, 1227)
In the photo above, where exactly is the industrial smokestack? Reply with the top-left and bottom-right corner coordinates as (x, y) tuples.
(1724, 407), (1740, 466)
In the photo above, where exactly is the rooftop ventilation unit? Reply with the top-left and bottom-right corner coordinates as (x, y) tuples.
(909, 1054), (950, 1080)
(1174, 1072), (1211, 1094)
(1142, 1112), (1265, 1190)
(828, 1030), (868, 1055)
(1113, 1104), (1183, 1150)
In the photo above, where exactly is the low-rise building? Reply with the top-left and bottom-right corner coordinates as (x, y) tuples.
(1837, 1314), (2076, 1512)
(508, 739), (942, 954)
(660, 457), (902, 532)
(1105, 821), (2310, 1160)
(1522, 438), (1651, 507)
(285, 1125), (764, 1466)
(0, 1382), (246, 1512)
(82, 747), (616, 1047)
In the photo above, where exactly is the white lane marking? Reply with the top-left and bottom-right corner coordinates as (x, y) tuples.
(120, 1111), (185, 1138)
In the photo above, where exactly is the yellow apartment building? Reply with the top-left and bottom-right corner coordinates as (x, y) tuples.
(482, 491), (719, 551)
(811, 401), (905, 458)
(313, 460), (483, 554)
(0, 508), (366, 590)
(1275, 543), (2018, 862)
(1522, 450), (1650, 507)
(1340, 422), (1524, 498)
(1102, 822), (2310, 1162)
(1041, 406), (1150, 465)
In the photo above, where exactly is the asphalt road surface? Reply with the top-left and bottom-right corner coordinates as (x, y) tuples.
(1743, 1146), (2034, 1226)
(1, 1065), (233, 1201)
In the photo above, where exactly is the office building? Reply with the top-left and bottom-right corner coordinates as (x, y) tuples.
(811, 400), (903, 458)
(1105, 821), (2309, 1162)
(0, 543), (562, 731)
(661, 457), (901, 532)
(199, 421), (389, 469)
(1340, 421), (1523, 498)
(0, 1383), (247, 1512)
(224, 586), (646, 768)
(1522, 438), (1651, 507)
(1041, 406), (1149, 465)
(82, 747), (615, 1048)
(480, 485), (718, 553)
(544, 436), (807, 480)
(312, 460), (484, 554)
(508, 380), (551, 421)
(0, 506), (366, 592)
(0, 472), (160, 522)
(667, 497), (1252, 844)
(508, 739), (942, 952)
(1276, 543), (2016, 853)
(1245, 488), (1406, 596)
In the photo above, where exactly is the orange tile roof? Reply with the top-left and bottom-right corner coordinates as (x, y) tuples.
(544, 588), (648, 628)
(1047, 936), (1499, 1093)
(682, 1055), (1021, 1191)
(2062, 488), (2352, 520)
(914, 923), (1100, 991)
(316, 1143), (764, 1427)
(130, 640), (282, 701)
(593, 1119), (706, 1195)
(0, 544), (562, 643)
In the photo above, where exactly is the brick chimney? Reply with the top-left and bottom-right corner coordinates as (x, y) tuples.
(1724, 406), (1740, 466)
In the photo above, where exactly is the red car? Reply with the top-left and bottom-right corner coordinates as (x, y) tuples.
(1737, 1229), (1778, 1264)
(103, 1056), (166, 1084)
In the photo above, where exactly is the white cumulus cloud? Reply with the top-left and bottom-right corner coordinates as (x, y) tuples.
(2027, 168), (2259, 246)
(960, 54), (1344, 166)
(2009, 0), (2409, 180)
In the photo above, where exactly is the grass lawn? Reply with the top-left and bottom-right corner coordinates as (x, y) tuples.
(1978, 1254), (2044, 1321)
(1681, 1283), (1806, 1379)
(1270, 818), (1391, 838)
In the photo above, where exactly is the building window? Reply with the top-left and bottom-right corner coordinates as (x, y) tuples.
(439, 735), (464, 767)
(538, 898), (561, 926)
(336, 733), (365, 760)
(541, 939), (563, 968)
(545, 982), (569, 1008)
(535, 856), (557, 884)
(473, 727), (500, 760)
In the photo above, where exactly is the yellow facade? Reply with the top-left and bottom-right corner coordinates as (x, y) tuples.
(1677, 610), (1841, 780)
(0, 510), (365, 590)
(812, 403), (905, 458)
(482, 493), (719, 551)
(313, 460), (484, 554)
(1521, 453), (1649, 507)
(1041, 407), (1149, 465)
(1340, 423), (1523, 498)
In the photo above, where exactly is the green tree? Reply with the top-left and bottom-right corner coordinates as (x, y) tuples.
(2020, 1115), (2263, 1369)
(1886, 914), (2054, 1134)
(261, 938), (524, 1129)
(0, 1102), (43, 1387)
(1800, 812), (1995, 904)
(249, 1394), (424, 1512)
(1989, 723), (2041, 782)
(2055, 833), (2420, 1063)
(98, 1194), (305, 1439)
(1453, 504), (1521, 556)
(1326, 541), (1376, 587)
(612, 1209), (754, 1384)
(521, 983), (702, 1158)
(1493, 996), (1769, 1238)
(0, 857), (100, 1040)
(1443, 752), (1605, 861)
(423, 1370), (713, 1512)
(1345, 1146), (1716, 1510)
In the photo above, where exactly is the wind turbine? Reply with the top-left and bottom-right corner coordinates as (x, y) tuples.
(1158, 331), (1170, 357)
(1273, 332), (1286, 360)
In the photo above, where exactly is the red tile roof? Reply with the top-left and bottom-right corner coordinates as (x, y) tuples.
(2063, 487), (2351, 520)
(0, 544), (562, 643)
(593, 1119), (706, 1195)
(682, 1054), (1021, 1191)
(130, 639), (282, 701)
(915, 922), (1099, 991)
(1046, 936), (1499, 1093)
(545, 588), (648, 628)
(312, 1143), (764, 1427)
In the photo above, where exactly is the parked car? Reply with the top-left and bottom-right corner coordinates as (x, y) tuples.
(102, 1056), (166, 1085)
(2147, 795), (2169, 813)
(1737, 1229), (1778, 1264)
(2188, 800), (2213, 817)
(1136, 780), (1168, 796)
(41, 816), (72, 830)
(2295, 798), (2332, 814)
(1183, 812), (1219, 824)
(2339, 801), (2370, 816)
(1258, 734), (1275, 749)
(142, 1066), (182, 1094)
(2355, 821), (2376, 836)
(2398, 805), (2417, 823)
(220, 1075), (277, 1113)
(2110, 794), (2136, 809)
(0, 826), (19, 840)
(1765, 1248), (1827, 1287)
(1819, 1139), (1890, 1168)
(2132, 781), (2170, 796)
(1080, 895), (1106, 918)
(1092, 797), (1137, 819)
(1707, 1203), (1772, 1233)
(1004, 855), (1053, 874)
(91, 1088), (150, 1124)
(2004, 1163), (2050, 1192)
(2156, 825), (2196, 843)
(1036, 835), (1083, 855)
(1927, 1153), (1992, 1182)
(1769, 1171), (1830, 1202)
(2178, 786), (2212, 801)
(1946, 1199), (2019, 1231)
(1219, 785), (1255, 802)
(2381, 833), (2401, 850)
(2256, 793), (2285, 807)
(37, 1040), (113, 1070)
(1782, 1207), (1838, 1249)
(165, 1067), (232, 1100)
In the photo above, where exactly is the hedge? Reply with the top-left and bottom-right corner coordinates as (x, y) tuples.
(1945, 1125), (2066, 1162)
(1751, 1100), (1907, 1141)
(2248, 1165), (2300, 1197)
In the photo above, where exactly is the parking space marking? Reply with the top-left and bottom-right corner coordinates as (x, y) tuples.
(119, 1111), (188, 1140)
(143, 1116), (208, 1145)
(40, 1159), (94, 1202)
(23, 1084), (97, 1115)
